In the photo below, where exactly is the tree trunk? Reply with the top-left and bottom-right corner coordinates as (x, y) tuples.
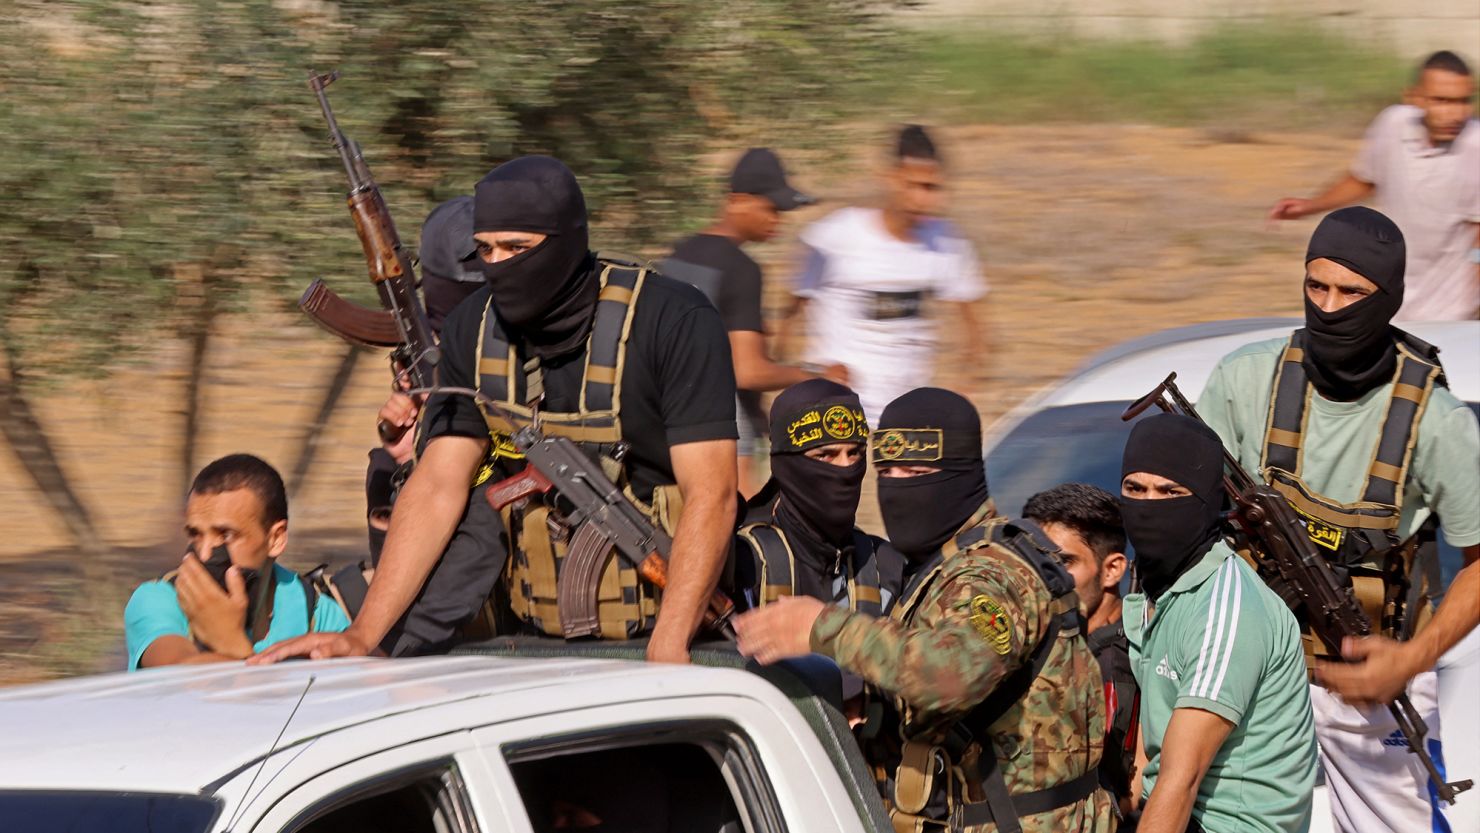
(178, 306), (215, 500)
(0, 347), (104, 558)
(286, 343), (365, 498)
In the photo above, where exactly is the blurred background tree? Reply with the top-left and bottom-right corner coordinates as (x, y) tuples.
(0, 0), (902, 557)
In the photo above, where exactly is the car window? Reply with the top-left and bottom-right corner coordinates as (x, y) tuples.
(0, 791), (220, 833)
(289, 761), (478, 833)
(985, 401), (1137, 518)
(504, 721), (781, 833)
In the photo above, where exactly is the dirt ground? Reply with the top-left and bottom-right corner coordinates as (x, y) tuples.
(0, 122), (1355, 684)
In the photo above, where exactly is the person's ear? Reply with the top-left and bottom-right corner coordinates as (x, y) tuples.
(266, 519), (289, 559)
(1101, 552), (1128, 589)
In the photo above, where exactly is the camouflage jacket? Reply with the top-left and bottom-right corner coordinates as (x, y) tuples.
(810, 517), (1114, 833)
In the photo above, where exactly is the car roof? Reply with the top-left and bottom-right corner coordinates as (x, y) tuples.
(0, 655), (761, 795)
(1004, 318), (1480, 423)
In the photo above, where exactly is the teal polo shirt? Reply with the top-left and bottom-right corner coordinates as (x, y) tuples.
(125, 562), (350, 671)
(1125, 542), (1317, 833)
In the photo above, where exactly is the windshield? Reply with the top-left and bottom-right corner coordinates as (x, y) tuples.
(0, 791), (220, 833)
(985, 401), (1480, 591)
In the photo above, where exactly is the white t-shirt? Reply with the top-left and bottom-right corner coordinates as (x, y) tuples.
(795, 207), (985, 417)
(1352, 105), (1480, 321)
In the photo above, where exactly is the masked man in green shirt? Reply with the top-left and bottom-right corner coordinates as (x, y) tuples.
(1198, 206), (1480, 833)
(1121, 413), (1316, 833)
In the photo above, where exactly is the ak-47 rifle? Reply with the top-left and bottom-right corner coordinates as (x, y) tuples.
(479, 411), (738, 642)
(1123, 373), (1472, 804)
(298, 69), (440, 389)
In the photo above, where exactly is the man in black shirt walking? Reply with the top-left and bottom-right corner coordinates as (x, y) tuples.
(666, 148), (845, 493)
(256, 156), (739, 665)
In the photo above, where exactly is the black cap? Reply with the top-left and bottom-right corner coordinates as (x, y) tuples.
(730, 148), (813, 211)
(419, 196), (482, 284)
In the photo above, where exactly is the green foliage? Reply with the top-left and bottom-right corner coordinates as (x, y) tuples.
(0, 0), (900, 382)
(899, 23), (1409, 130)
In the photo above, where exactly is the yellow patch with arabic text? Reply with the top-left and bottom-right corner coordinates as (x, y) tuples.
(969, 595), (1013, 655)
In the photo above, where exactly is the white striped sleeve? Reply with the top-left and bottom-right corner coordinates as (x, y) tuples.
(1176, 557), (1264, 724)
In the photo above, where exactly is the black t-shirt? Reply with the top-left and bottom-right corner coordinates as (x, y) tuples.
(669, 233), (764, 333)
(421, 266), (738, 501)
(1089, 619), (1139, 821)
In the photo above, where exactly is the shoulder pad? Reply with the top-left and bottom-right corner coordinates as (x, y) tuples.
(988, 518), (1076, 599)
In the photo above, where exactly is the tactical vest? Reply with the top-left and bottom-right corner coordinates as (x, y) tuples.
(890, 515), (1100, 833)
(1086, 621), (1139, 814)
(736, 520), (886, 616)
(477, 259), (671, 640)
(1260, 329), (1445, 638)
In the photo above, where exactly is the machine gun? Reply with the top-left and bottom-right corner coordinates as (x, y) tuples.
(483, 416), (738, 642)
(1122, 372), (1471, 803)
(297, 69), (440, 389)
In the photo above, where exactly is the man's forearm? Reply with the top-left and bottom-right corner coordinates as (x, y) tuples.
(349, 469), (472, 646)
(1309, 174), (1376, 213)
(652, 489), (735, 646)
(1137, 776), (1199, 833)
(1411, 555), (1480, 670)
(736, 358), (815, 393)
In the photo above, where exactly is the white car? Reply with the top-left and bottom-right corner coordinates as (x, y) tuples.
(0, 645), (889, 832)
(981, 318), (1480, 833)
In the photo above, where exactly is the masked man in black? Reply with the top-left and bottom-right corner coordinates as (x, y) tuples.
(258, 156), (739, 665)
(737, 388), (1112, 832)
(1198, 206), (1480, 832)
(733, 379), (903, 614)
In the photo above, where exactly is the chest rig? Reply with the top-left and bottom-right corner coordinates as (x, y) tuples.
(1261, 329), (1445, 638)
(889, 515), (1097, 833)
(477, 259), (672, 640)
(737, 518), (885, 616)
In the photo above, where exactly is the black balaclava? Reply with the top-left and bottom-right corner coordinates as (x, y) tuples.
(1302, 206), (1406, 401)
(418, 196), (485, 333)
(768, 379), (870, 546)
(872, 388), (989, 560)
(1120, 413), (1226, 600)
(473, 156), (597, 360)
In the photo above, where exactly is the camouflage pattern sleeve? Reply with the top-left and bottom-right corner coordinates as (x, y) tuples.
(810, 551), (1051, 724)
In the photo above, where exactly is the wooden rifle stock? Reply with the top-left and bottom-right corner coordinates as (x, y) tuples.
(299, 69), (440, 387)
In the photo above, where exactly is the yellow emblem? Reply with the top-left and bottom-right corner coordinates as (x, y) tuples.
(823, 405), (857, 440)
(877, 430), (907, 460)
(1294, 507), (1343, 552)
(969, 595), (1013, 655)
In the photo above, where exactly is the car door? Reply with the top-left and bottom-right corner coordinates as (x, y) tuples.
(472, 694), (870, 833)
(239, 733), (505, 833)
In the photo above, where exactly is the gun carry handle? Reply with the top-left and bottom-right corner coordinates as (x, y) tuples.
(486, 465), (554, 512)
(635, 553), (738, 640)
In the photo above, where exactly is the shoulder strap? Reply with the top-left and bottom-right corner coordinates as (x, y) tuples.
(581, 261), (644, 415)
(1262, 332), (1313, 475)
(847, 530), (884, 616)
(738, 523), (797, 605)
(1363, 340), (1442, 507)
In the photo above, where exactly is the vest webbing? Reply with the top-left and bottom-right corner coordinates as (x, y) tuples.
(476, 259), (664, 640)
(476, 260), (644, 443)
(888, 515), (1089, 833)
(738, 522), (884, 616)
(1261, 330), (1443, 513)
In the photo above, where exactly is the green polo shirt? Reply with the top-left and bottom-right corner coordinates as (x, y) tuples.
(1124, 543), (1316, 833)
(1199, 336), (1480, 552)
